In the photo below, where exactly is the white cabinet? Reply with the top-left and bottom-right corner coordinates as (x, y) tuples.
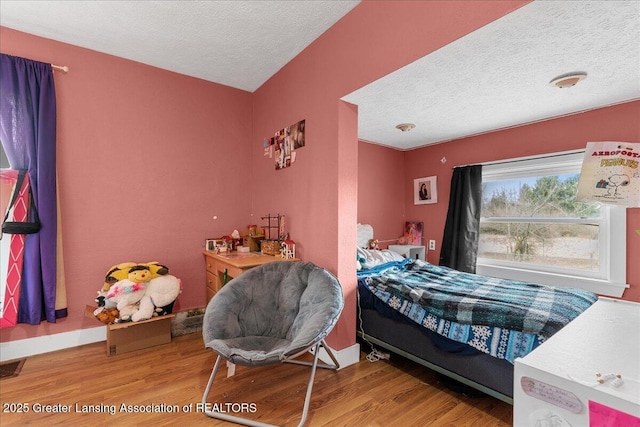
(514, 298), (639, 426)
(388, 245), (425, 261)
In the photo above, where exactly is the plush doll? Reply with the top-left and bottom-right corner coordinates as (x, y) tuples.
(145, 261), (169, 278)
(95, 290), (117, 309)
(101, 261), (169, 292)
(93, 306), (120, 324)
(96, 261), (173, 323)
(127, 265), (154, 283)
(93, 290), (117, 324)
(131, 275), (182, 322)
(106, 280), (147, 322)
(102, 262), (137, 291)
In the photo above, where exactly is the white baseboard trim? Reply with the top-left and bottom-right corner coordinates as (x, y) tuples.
(1, 327), (362, 369)
(311, 342), (360, 370)
(0, 326), (106, 362)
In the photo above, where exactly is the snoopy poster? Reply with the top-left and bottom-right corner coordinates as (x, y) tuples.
(576, 142), (640, 206)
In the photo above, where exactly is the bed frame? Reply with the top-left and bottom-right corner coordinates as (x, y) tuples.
(357, 306), (514, 404)
(355, 223), (513, 403)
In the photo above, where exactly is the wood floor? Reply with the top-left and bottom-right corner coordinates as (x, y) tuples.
(0, 332), (512, 426)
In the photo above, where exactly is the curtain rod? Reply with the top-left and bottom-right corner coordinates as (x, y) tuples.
(51, 64), (69, 73)
(453, 148), (585, 169)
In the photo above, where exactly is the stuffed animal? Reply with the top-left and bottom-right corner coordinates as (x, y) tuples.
(127, 265), (153, 283)
(102, 262), (137, 292)
(106, 280), (147, 322)
(93, 306), (120, 324)
(142, 261), (170, 280)
(95, 290), (117, 310)
(102, 261), (169, 291)
(131, 275), (182, 322)
(95, 261), (175, 323)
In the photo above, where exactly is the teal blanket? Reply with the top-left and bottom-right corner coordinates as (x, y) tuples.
(358, 259), (597, 338)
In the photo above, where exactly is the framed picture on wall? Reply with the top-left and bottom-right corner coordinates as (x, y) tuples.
(414, 176), (437, 205)
(404, 221), (423, 245)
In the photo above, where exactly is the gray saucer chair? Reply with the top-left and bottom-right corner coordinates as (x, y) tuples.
(201, 261), (344, 427)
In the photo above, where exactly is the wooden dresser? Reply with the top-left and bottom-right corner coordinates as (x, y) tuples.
(203, 251), (298, 302)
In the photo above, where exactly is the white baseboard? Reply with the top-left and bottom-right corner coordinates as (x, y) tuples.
(311, 341), (360, 369)
(0, 326), (106, 362)
(1, 327), (362, 369)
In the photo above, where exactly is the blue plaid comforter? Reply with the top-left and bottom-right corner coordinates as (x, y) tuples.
(358, 259), (597, 338)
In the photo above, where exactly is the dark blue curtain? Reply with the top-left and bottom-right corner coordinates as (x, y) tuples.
(439, 165), (483, 273)
(0, 53), (64, 324)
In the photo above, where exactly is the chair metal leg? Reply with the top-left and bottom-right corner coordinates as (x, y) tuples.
(202, 355), (277, 427)
(297, 342), (321, 427)
(202, 341), (335, 427)
(284, 339), (340, 370)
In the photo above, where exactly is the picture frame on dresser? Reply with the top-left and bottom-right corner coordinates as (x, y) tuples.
(414, 176), (437, 205)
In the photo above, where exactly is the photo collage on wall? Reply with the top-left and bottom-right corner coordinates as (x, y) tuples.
(263, 119), (305, 170)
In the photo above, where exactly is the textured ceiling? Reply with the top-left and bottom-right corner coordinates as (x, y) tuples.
(0, 0), (360, 92)
(343, 0), (640, 149)
(1, 1), (638, 151)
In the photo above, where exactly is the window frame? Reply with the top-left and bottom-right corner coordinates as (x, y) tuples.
(476, 150), (628, 297)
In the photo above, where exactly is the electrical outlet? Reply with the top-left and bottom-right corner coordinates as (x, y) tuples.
(428, 240), (436, 251)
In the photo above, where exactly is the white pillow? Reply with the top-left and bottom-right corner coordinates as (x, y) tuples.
(357, 247), (405, 270)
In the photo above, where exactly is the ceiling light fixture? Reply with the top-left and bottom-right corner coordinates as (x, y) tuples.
(549, 72), (587, 88)
(396, 123), (416, 132)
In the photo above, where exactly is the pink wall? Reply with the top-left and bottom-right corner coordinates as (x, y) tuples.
(0, 1), (532, 348)
(250, 0), (530, 350)
(0, 27), (253, 343)
(364, 101), (639, 302)
(358, 142), (406, 246)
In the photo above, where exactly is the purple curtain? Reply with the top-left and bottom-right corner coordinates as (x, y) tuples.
(0, 53), (64, 324)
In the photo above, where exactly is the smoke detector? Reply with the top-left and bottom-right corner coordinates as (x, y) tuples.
(549, 72), (587, 88)
(396, 123), (416, 132)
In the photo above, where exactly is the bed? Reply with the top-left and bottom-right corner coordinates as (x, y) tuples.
(355, 224), (598, 403)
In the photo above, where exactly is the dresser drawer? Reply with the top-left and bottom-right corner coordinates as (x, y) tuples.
(216, 263), (243, 279)
(205, 258), (217, 274)
(206, 270), (220, 293)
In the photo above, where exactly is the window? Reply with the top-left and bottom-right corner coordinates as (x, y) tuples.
(476, 151), (627, 297)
